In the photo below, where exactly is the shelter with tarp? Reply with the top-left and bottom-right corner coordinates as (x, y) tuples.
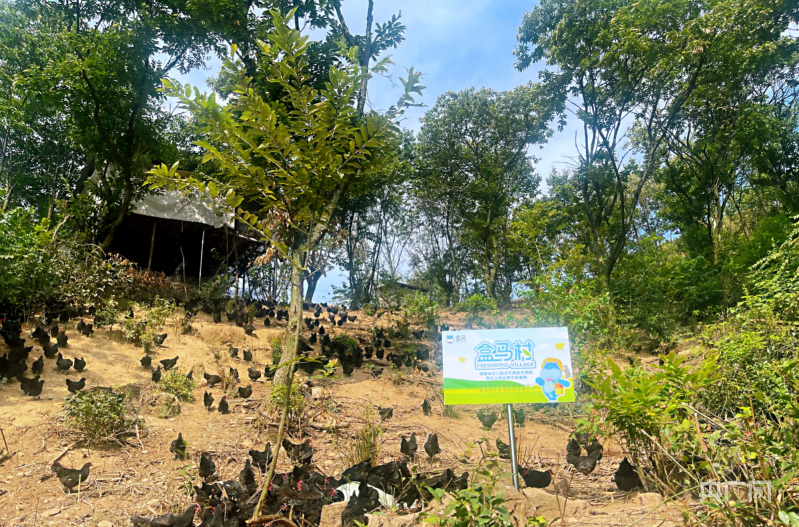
(106, 190), (260, 282)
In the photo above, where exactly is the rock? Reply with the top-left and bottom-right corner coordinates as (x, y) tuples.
(97, 521), (113, 527)
(319, 501), (348, 527)
(522, 487), (590, 522)
(155, 393), (181, 418)
(191, 363), (206, 380)
(497, 484), (530, 526)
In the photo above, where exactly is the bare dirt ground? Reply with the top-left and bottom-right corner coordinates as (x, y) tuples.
(0, 309), (687, 526)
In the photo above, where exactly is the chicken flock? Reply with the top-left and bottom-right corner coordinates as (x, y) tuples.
(3, 300), (646, 527)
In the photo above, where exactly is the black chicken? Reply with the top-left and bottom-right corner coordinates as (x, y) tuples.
(282, 438), (313, 465)
(243, 324), (256, 336)
(152, 333), (167, 347)
(204, 372), (222, 387)
(247, 367), (261, 382)
(342, 361), (354, 376)
(249, 443), (273, 473)
(228, 346), (239, 358)
(160, 356), (178, 371)
(44, 341), (59, 358)
(263, 316), (271, 327)
(51, 461), (92, 491)
(238, 459), (258, 495)
(170, 432), (188, 460)
(342, 480), (380, 527)
(131, 504), (197, 527)
(476, 410), (497, 430)
(585, 438), (604, 460)
(50, 323), (60, 337)
(424, 433), (441, 461)
(348, 315), (357, 322)
(218, 395), (229, 414)
(243, 349), (252, 362)
(263, 365), (275, 380)
(204, 391), (214, 412)
(566, 437), (582, 465)
(199, 453), (216, 482)
(26, 376), (44, 397)
(572, 448), (603, 475)
(31, 355), (44, 375)
(80, 323), (94, 337)
(228, 367), (239, 382)
(496, 438), (511, 459)
(56, 353), (73, 373)
(66, 377), (86, 394)
(56, 331), (68, 348)
(212, 311), (222, 324)
(378, 406), (393, 420)
(152, 366), (162, 383)
(140, 355), (152, 368)
(422, 398), (432, 416)
(400, 433), (417, 460)
(512, 407), (525, 427)
(614, 458), (643, 491)
(237, 385), (252, 399)
(520, 467), (552, 488)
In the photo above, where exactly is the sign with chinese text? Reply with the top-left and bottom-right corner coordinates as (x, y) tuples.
(442, 327), (574, 405)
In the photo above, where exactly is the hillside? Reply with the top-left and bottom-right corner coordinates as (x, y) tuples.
(0, 307), (684, 527)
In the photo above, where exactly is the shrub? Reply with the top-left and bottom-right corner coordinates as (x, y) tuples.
(157, 369), (197, 402)
(404, 291), (440, 327)
(456, 294), (498, 318)
(122, 297), (177, 352)
(64, 389), (135, 442)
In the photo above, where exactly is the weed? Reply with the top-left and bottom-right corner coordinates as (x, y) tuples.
(337, 407), (382, 469)
(389, 365), (408, 386)
(157, 369), (197, 402)
(64, 389), (136, 443)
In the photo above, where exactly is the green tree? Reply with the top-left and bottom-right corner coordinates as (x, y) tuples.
(15, 0), (218, 247)
(516, 0), (799, 284)
(415, 86), (562, 300)
(148, 11), (422, 518)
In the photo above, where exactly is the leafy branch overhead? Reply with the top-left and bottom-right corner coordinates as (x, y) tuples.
(148, 9), (423, 256)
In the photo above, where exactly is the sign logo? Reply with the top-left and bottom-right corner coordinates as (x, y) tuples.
(474, 340), (536, 370)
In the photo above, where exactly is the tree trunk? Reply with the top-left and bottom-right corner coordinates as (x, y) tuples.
(275, 253), (304, 388)
(100, 166), (133, 251)
(304, 269), (323, 303)
(147, 221), (157, 271)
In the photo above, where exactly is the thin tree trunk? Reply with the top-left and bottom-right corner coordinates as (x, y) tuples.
(147, 221), (157, 271)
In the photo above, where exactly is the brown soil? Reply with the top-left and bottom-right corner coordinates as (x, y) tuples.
(0, 310), (686, 526)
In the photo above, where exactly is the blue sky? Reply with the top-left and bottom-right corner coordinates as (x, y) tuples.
(173, 1), (582, 301)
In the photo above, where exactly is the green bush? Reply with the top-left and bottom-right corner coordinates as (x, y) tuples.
(404, 291), (440, 327)
(0, 208), (57, 315)
(122, 297), (176, 352)
(420, 470), (550, 526)
(157, 368), (197, 402)
(456, 294), (498, 315)
(64, 389), (135, 442)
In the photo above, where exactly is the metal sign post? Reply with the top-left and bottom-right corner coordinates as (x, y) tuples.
(506, 404), (520, 490)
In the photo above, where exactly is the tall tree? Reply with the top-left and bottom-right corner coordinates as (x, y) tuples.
(414, 86), (562, 300)
(148, 11), (422, 519)
(515, 0), (799, 284)
(18, 0), (217, 247)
